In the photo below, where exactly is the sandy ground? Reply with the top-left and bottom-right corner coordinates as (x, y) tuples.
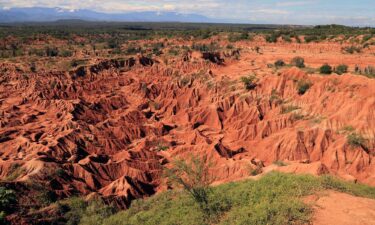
(308, 191), (375, 225)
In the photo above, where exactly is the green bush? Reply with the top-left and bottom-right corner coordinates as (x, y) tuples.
(0, 187), (17, 213)
(335, 64), (348, 75)
(240, 75), (257, 90)
(63, 197), (116, 225)
(290, 57), (305, 68)
(343, 46), (361, 54)
(296, 79), (312, 95)
(347, 132), (366, 148)
(274, 59), (285, 67)
(304, 35), (318, 43)
(265, 34), (278, 43)
(0, 187), (17, 224)
(320, 64), (333, 74)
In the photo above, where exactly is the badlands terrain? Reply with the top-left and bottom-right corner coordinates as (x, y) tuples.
(0, 23), (374, 224)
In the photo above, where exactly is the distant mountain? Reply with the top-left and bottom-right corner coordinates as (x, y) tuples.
(0, 7), (219, 23)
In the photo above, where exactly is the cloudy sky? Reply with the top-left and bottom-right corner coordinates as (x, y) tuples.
(1, 0), (374, 25)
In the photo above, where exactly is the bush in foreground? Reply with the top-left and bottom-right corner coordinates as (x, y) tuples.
(101, 172), (375, 225)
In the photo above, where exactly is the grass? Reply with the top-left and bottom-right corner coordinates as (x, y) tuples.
(273, 161), (288, 167)
(99, 172), (375, 225)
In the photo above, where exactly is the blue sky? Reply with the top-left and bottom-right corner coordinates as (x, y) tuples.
(1, 0), (374, 25)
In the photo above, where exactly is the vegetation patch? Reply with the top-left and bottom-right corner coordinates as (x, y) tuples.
(240, 75), (257, 90)
(320, 64), (333, 74)
(347, 132), (367, 149)
(100, 172), (375, 225)
(296, 79), (312, 95)
(335, 64), (348, 75)
(290, 57), (305, 68)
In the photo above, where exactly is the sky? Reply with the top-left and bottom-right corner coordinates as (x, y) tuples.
(0, 0), (374, 26)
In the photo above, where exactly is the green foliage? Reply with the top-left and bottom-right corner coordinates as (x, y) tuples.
(296, 79), (312, 95)
(282, 35), (291, 42)
(320, 175), (375, 198)
(63, 197), (116, 225)
(335, 64), (348, 75)
(191, 42), (220, 52)
(290, 56), (305, 68)
(240, 75), (257, 90)
(362, 34), (373, 43)
(304, 35), (318, 43)
(164, 155), (213, 219)
(343, 46), (361, 54)
(228, 32), (250, 42)
(0, 187), (17, 213)
(320, 64), (333, 74)
(274, 59), (285, 67)
(265, 33), (278, 43)
(0, 187), (17, 224)
(104, 172), (375, 225)
(347, 132), (366, 148)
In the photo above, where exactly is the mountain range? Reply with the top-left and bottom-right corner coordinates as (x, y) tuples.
(0, 7), (221, 23)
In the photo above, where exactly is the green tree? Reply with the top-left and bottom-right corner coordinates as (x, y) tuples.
(297, 79), (312, 95)
(335, 64), (348, 75)
(164, 155), (214, 219)
(320, 64), (333, 74)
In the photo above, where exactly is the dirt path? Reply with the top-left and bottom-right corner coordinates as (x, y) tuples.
(310, 191), (375, 225)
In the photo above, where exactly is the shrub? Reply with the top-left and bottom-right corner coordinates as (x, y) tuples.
(45, 46), (59, 57)
(64, 197), (116, 225)
(0, 187), (17, 213)
(335, 64), (348, 75)
(291, 57), (305, 68)
(164, 155), (214, 220)
(320, 64), (333, 74)
(343, 46), (361, 54)
(265, 34), (278, 43)
(347, 132), (366, 148)
(274, 59), (286, 67)
(282, 35), (292, 42)
(240, 75), (257, 90)
(304, 35), (318, 43)
(297, 79), (312, 95)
